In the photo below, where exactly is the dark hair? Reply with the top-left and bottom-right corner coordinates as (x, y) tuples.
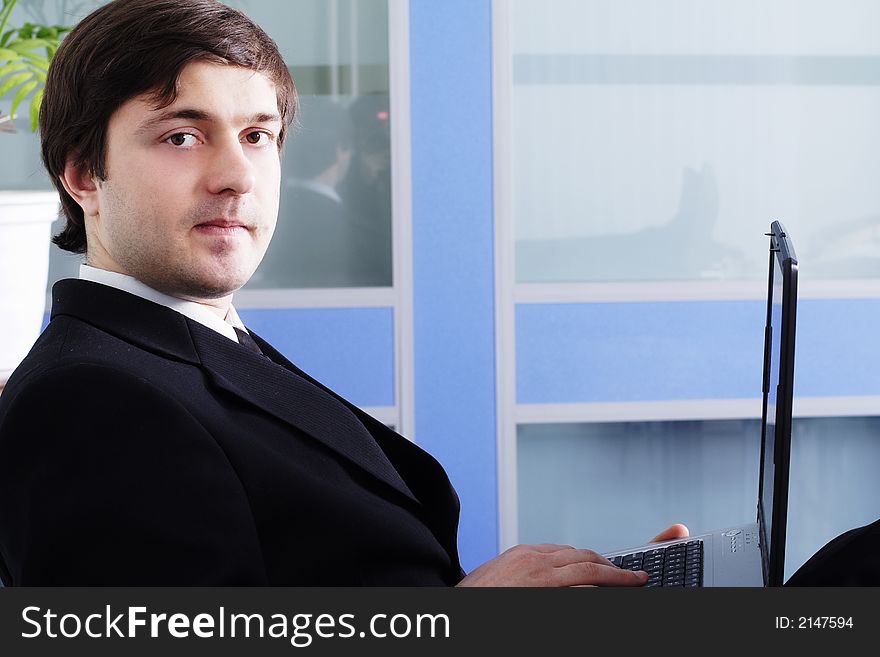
(41, 0), (297, 253)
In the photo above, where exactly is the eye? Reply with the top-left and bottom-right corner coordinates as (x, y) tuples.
(165, 132), (199, 148)
(243, 130), (272, 145)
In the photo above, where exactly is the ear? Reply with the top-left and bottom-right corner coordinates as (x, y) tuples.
(58, 159), (101, 218)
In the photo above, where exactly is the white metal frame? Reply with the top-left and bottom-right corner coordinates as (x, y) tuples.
(515, 279), (880, 304)
(492, 0), (519, 551)
(515, 397), (880, 425)
(388, 0), (415, 442)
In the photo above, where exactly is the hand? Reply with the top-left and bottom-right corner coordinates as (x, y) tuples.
(649, 523), (690, 543)
(455, 543), (649, 587)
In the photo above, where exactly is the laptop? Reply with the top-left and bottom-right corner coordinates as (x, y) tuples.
(602, 221), (798, 587)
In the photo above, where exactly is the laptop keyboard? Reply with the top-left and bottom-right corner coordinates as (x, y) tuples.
(609, 539), (704, 587)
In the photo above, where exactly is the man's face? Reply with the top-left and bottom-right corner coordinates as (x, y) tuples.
(87, 60), (282, 299)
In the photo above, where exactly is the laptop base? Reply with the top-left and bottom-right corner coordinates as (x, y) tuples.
(602, 523), (764, 587)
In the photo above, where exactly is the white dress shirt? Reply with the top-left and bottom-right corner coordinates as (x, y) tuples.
(78, 264), (248, 344)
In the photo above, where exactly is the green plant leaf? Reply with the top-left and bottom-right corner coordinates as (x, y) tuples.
(0, 58), (26, 78)
(0, 1), (16, 48)
(29, 87), (42, 131)
(9, 77), (36, 119)
(0, 1), (69, 133)
(0, 68), (30, 97)
(8, 38), (50, 54)
(20, 51), (49, 69)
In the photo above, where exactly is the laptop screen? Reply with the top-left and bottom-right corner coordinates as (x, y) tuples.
(757, 221), (798, 586)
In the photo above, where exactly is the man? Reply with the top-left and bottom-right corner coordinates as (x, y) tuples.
(0, 0), (685, 586)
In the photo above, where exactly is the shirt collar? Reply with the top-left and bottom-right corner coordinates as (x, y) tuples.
(78, 264), (246, 343)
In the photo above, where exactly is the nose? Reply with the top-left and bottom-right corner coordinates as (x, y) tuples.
(205, 134), (256, 196)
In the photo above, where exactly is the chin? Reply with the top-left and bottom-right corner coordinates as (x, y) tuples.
(195, 263), (255, 293)
(178, 273), (250, 299)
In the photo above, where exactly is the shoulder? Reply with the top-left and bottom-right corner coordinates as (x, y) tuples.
(0, 359), (231, 499)
(0, 331), (215, 463)
(6, 314), (134, 388)
(0, 362), (266, 586)
(3, 308), (200, 411)
(4, 359), (170, 405)
(0, 362), (202, 455)
(2, 322), (173, 411)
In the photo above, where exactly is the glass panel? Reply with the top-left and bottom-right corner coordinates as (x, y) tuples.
(517, 420), (761, 552)
(511, 0), (880, 283)
(237, 0), (393, 289)
(0, 0), (392, 291)
(517, 416), (880, 582)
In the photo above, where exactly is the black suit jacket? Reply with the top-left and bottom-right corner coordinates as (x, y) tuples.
(0, 279), (464, 586)
(785, 518), (880, 586)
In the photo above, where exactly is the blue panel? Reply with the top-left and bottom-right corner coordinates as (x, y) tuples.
(516, 298), (880, 404)
(794, 299), (880, 397)
(517, 301), (764, 403)
(239, 307), (394, 408)
(410, 0), (497, 572)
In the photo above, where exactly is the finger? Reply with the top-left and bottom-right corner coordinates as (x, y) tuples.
(650, 523), (689, 543)
(550, 547), (614, 568)
(554, 561), (649, 587)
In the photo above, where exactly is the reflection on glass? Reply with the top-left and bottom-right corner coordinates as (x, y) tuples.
(252, 93), (392, 289)
(516, 163), (746, 282)
(240, 0), (394, 289)
(511, 0), (880, 283)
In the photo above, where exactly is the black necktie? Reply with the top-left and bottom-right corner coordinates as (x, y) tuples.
(233, 327), (264, 355)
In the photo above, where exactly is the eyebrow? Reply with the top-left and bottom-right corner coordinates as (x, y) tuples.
(136, 108), (282, 134)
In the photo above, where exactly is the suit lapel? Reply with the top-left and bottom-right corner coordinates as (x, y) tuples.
(187, 321), (418, 505)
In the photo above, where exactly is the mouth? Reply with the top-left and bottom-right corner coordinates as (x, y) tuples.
(193, 219), (251, 237)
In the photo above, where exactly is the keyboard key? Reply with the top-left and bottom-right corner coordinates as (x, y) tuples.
(611, 541), (705, 587)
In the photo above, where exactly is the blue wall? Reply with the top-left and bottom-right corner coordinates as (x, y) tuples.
(517, 301), (765, 403)
(410, 0), (498, 572)
(517, 298), (880, 404)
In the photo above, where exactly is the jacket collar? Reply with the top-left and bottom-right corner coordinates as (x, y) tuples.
(50, 279), (417, 505)
(52, 279), (200, 365)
